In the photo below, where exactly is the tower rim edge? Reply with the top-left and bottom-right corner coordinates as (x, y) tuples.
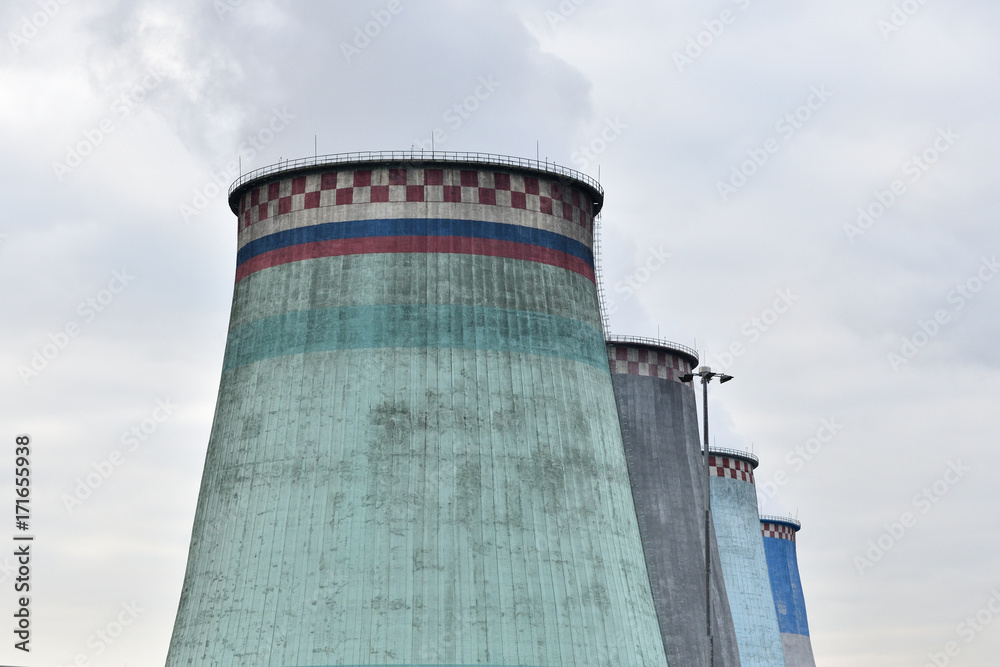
(227, 150), (605, 216)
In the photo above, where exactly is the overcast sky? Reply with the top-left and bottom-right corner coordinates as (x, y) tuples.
(2, 1), (998, 665)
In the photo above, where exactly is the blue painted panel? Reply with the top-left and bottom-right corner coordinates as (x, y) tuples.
(763, 537), (810, 637)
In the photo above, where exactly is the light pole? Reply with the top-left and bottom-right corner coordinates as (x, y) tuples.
(680, 365), (733, 667)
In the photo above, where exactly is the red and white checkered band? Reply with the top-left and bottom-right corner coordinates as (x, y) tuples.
(708, 455), (755, 484)
(237, 168), (595, 232)
(606, 344), (694, 382)
(761, 522), (797, 542)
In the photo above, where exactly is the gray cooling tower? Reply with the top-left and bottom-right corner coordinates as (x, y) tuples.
(607, 337), (741, 667)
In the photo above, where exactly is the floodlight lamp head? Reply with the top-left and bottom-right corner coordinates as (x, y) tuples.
(719, 374), (734, 383)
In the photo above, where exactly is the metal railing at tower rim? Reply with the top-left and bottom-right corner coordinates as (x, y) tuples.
(605, 334), (699, 365)
(705, 447), (759, 467)
(759, 515), (801, 530)
(228, 150), (604, 199)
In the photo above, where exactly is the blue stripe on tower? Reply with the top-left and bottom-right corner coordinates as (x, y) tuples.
(237, 217), (594, 267)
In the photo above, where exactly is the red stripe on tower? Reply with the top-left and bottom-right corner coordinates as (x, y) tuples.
(234, 236), (596, 284)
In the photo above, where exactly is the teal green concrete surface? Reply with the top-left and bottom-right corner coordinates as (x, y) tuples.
(227, 253), (603, 331)
(222, 305), (606, 371)
(167, 348), (666, 665)
(167, 240), (668, 665)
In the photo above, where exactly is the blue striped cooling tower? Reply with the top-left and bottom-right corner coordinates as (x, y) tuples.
(606, 337), (741, 667)
(708, 449), (786, 667)
(761, 517), (816, 667)
(164, 152), (669, 666)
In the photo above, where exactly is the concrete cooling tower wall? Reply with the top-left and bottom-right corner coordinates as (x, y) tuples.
(761, 517), (817, 667)
(164, 152), (669, 667)
(606, 338), (741, 667)
(708, 449), (787, 667)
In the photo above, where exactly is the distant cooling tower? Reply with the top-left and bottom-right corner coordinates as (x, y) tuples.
(606, 337), (741, 667)
(165, 152), (670, 666)
(761, 517), (817, 667)
(708, 449), (787, 667)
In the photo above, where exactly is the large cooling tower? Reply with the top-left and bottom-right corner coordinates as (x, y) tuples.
(165, 152), (670, 666)
(761, 517), (817, 667)
(708, 449), (787, 667)
(606, 337), (741, 667)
